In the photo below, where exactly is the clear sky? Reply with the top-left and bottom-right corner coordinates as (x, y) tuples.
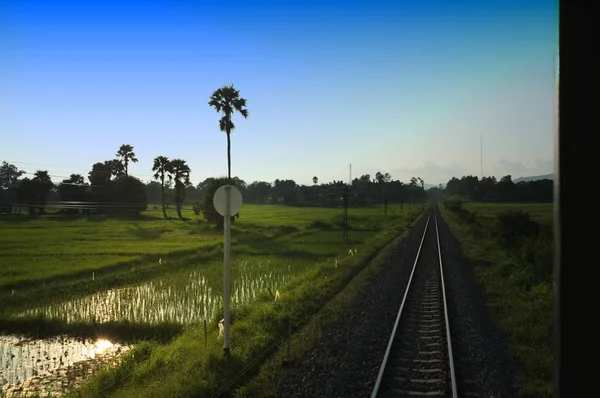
(0, 0), (556, 187)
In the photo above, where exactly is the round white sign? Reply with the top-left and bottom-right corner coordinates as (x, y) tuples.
(213, 185), (243, 216)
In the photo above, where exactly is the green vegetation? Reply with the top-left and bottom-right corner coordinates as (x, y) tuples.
(237, 221), (417, 397)
(50, 206), (421, 397)
(1, 197), (423, 396)
(1, 205), (414, 314)
(440, 200), (553, 398)
(462, 202), (553, 224)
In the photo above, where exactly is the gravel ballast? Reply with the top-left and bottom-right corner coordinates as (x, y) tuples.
(436, 213), (518, 397)
(276, 211), (518, 398)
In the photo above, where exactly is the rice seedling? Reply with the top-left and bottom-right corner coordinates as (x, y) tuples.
(16, 259), (310, 326)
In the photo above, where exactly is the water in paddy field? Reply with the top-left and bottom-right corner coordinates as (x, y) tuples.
(19, 266), (295, 325)
(0, 335), (129, 397)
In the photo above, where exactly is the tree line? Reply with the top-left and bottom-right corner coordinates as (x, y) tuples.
(442, 174), (553, 203)
(1, 158), (553, 220)
(0, 158), (428, 218)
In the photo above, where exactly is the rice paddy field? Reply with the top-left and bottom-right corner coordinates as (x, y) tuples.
(462, 202), (553, 224)
(0, 202), (422, 396)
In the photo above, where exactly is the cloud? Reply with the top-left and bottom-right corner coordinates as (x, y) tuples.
(530, 158), (553, 172)
(497, 158), (554, 176)
(393, 161), (465, 175)
(389, 162), (466, 184)
(498, 158), (527, 173)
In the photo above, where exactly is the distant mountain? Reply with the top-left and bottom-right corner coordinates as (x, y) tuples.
(513, 173), (554, 183)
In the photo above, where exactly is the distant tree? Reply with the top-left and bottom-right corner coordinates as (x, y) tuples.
(195, 176), (239, 226)
(15, 178), (35, 214)
(375, 172), (384, 184)
(89, 162), (110, 186)
(58, 174), (88, 213)
(313, 176), (318, 185)
(0, 161), (25, 190)
(152, 156), (172, 219)
(88, 162), (115, 207)
(229, 176), (247, 198)
(116, 144), (138, 178)
(111, 175), (148, 214)
(208, 84), (249, 181)
(497, 175), (516, 202)
(245, 181), (272, 204)
(0, 162), (25, 214)
(31, 170), (54, 214)
(105, 159), (125, 178)
(409, 177), (418, 205)
(442, 174), (551, 203)
(417, 177), (425, 206)
(169, 159), (191, 219)
(146, 181), (164, 206)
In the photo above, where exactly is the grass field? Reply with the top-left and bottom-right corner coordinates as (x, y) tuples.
(463, 202), (553, 224)
(0, 204), (411, 315)
(1, 202), (424, 396)
(440, 201), (554, 397)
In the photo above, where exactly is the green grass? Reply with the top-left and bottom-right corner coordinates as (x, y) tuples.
(62, 208), (423, 397)
(1, 204), (422, 335)
(236, 219), (420, 397)
(1, 202), (424, 396)
(439, 202), (553, 398)
(463, 202), (553, 224)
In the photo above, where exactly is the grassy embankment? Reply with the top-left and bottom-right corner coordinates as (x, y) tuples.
(0, 203), (425, 396)
(439, 200), (553, 398)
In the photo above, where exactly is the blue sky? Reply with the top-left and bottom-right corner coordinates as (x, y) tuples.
(0, 0), (556, 186)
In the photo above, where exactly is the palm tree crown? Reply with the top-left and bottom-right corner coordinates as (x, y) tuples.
(208, 84), (249, 180)
(116, 144), (138, 178)
(152, 156), (171, 183)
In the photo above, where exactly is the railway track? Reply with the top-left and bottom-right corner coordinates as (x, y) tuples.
(371, 209), (457, 398)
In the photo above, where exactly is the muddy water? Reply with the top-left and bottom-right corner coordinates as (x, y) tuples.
(1, 335), (129, 397)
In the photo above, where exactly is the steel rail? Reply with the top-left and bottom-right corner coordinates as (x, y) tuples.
(370, 211), (432, 398)
(435, 212), (458, 398)
(370, 208), (458, 397)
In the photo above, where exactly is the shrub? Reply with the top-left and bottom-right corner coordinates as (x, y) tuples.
(198, 177), (239, 227)
(110, 176), (148, 214)
(496, 210), (539, 250)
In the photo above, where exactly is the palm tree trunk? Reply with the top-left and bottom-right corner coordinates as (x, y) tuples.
(176, 188), (183, 219)
(125, 161), (128, 179)
(227, 131), (232, 182)
(161, 178), (167, 219)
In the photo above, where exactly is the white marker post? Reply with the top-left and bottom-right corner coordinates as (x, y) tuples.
(213, 184), (243, 356)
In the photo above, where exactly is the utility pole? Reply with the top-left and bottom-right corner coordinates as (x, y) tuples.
(481, 133), (483, 179)
(343, 185), (349, 240)
(384, 190), (388, 216)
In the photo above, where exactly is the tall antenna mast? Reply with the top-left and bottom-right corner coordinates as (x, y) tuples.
(480, 134), (483, 179)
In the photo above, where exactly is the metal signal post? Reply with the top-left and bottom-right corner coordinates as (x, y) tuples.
(343, 185), (350, 240)
(213, 185), (243, 357)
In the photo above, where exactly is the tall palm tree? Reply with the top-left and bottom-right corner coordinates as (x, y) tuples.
(208, 84), (249, 181)
(152, 156), (172, 219)
(312, 176), (318, 185)
(116, 144), (138, 178)
(169, 159), (191, 219)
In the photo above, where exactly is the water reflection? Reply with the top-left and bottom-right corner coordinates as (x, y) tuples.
(1, 335), (128, 396)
